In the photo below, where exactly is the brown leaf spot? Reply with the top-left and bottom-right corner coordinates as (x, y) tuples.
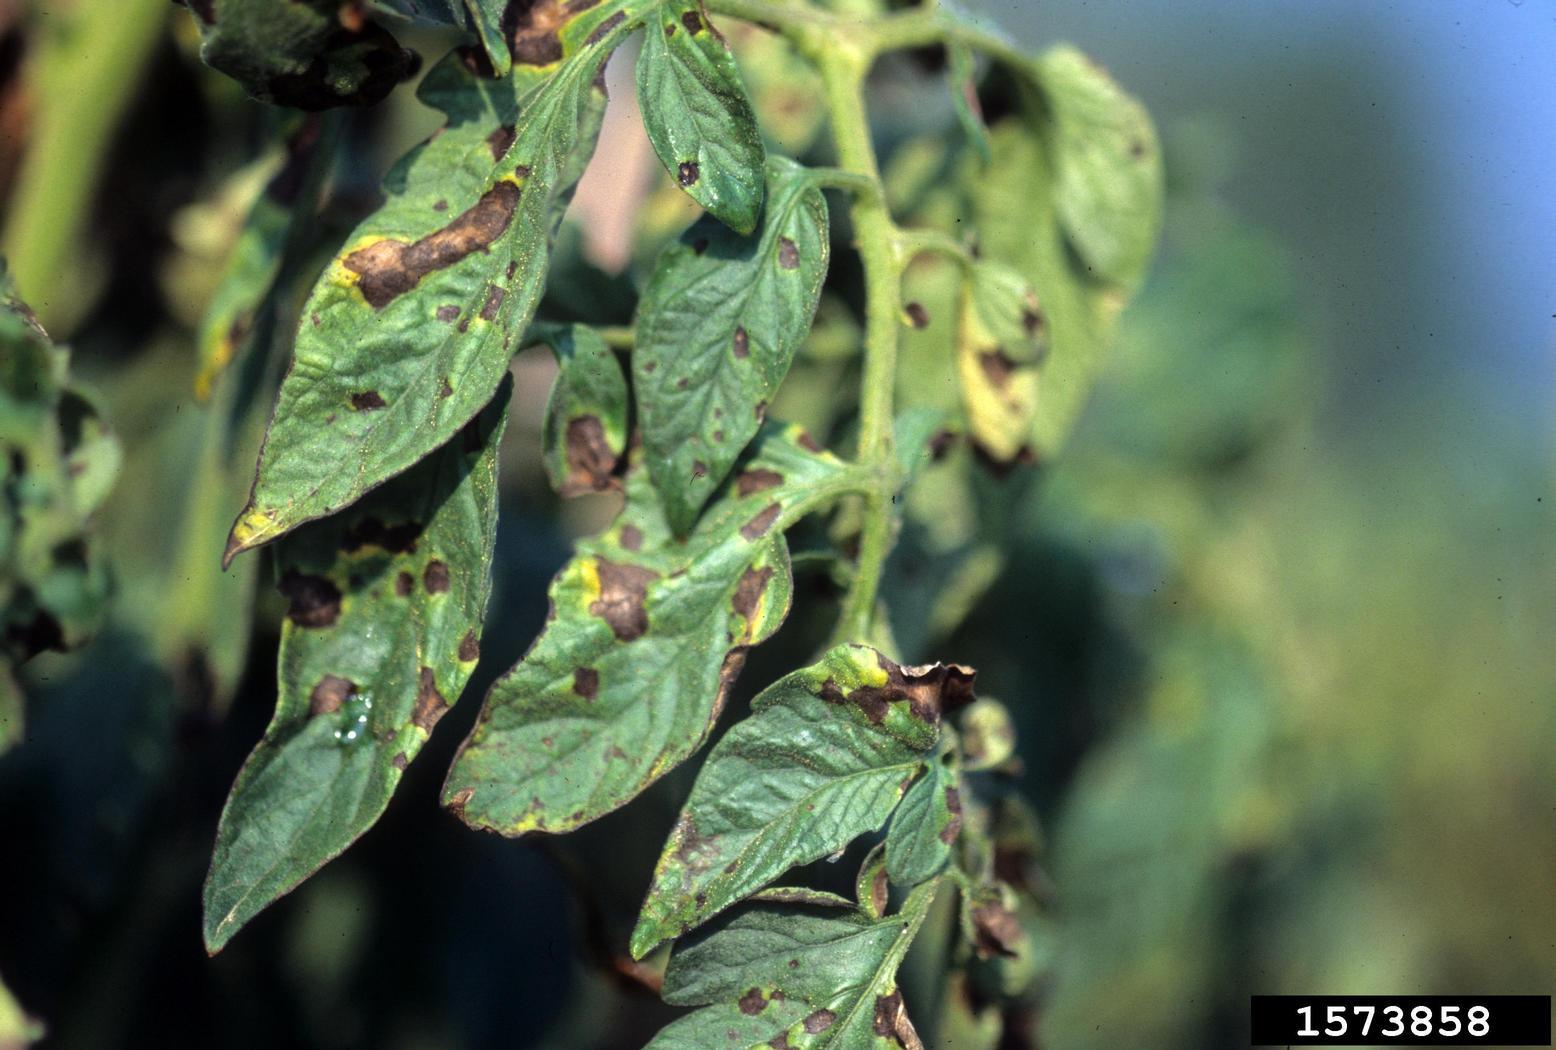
(731, 565), (774, 627)
(391, 753), (409, 771)
(584, 9), (625, 45)
(341, 517), (423, 554)
(804, 1009), (837, 1033)
(873, 991), (905, 1039)
(480, 283), (505, 320)
(573, 666), (599, 700)
(278, 571), (342, 628)
(692, 460), (708, 479)
(486, 123), (516, 161)
(1022, 305), (1045, 335)
(588, 559), (659, 641)
(411, 667), (449, 730)
(343, 182), (521, 308)
(977, 349), (1017, 391)
(395, 571), (414, 597)
(768, 1036), (795, 1050)
(309, 675), (355, 716)
(680, 8), (704, 33)
(436, 304), (460, 322)
(940, 786), (963, 844)
(905, 301), (930, 329)
(446, 786), (475, 817)
(439, 377), (454, 398)
(423, 560), (451, 594)
(928, 429), (956, 461)
(820, 656), (976, 726)
(737, 988), (766, 1016)
(971, 898), (1022, 959)
(871, 865), (890, 915)
(351, 390), (387, 410)
(433, 199), (449, 211)
(795, 430), (821, 452)
(618, 524), (643, 551)
(736, 468), (782, 496)
(506, 0), (587, 65)
(732, 326), (749, 358)
(459, 630), (480, 662)
(777, 237), (799, 270)
(678, 161), (700, 187)
(739, 502), (781, 540)
(561, 416), (618, 496)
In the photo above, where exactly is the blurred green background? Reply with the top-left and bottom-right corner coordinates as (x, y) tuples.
(0, 0), (1552, 1047)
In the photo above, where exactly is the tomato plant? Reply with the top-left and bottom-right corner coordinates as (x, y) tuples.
(1, 0), (1160, 1043)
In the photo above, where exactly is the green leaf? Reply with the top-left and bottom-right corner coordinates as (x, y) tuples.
(631, 645), (975, 958)
(226, 5), (637, 561)
(646, 883), (940, 1049)
(202, 379), (509, 953)
(959, 697), (1017, 772)
(972, 121), (1115, 463)
(372, 0), (510, 76)
(443, 424), (852, 838)
(0, 264), (118, 663)
(634, 157), (829, 534)
(954, 260), (1036, 464)
(533, 323), (629, 496)
(195, 114), (338, 400)
(184, 0), (418, 110)
(636, 0), (766, 233)
(1032, 45), (1163, 288)
(885, 744), (962, 887)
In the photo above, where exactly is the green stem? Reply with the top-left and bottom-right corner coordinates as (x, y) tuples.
(816, 47), (904, 647)
(2, 0), (167, 332)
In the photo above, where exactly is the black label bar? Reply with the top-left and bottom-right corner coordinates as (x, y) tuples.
(1250, 995), (1551, 1045)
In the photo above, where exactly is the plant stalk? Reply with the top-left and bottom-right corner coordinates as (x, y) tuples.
(816, 46), (903, 646)
(2, 0), (168, 332)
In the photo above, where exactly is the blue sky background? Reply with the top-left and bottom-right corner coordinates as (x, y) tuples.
(986, 0), (1555, 451)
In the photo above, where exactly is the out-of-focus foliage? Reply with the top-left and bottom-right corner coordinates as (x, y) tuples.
(0, 0), (1550, 1046)
(0, 264), (119, 751)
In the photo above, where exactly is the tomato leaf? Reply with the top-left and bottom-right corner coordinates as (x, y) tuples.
(1032, 45), (1163, 289)
(636, 0), (766, 233)
(533, 323), (629, 497)
(885, 744), (962, 887)
(225, 5), (637, 562)
(646, 883), (940, 1049)
(183, 0), (418, 110)
(633, 157), (828, 534)
(372, 0), (511, 76)
(630, 644), (975, 958)
(202, 379), (509, 953)
(443, 424), (852, 839)
(0, 265), (118, 667)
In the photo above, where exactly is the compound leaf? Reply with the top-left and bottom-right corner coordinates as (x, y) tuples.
(637, 0), (766, 233)
(631, 645), (975, 958)
(443, 424), (850, 839)
(183, 0), (418, 110)
(534, 323), (629, 496)
(202, 379), (509, 953)
(646, 883), (939, 1049)
(634, 157), (828, 534)
(226, 5), (637, 562)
